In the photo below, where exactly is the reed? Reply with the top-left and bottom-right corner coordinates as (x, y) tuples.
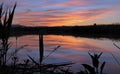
(77, 52), (106, 74)
(0, 3), (16, 66)
(0, 3), (17, 74)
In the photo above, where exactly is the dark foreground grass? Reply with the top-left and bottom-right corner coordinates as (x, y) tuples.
(0, 3), (16, 66)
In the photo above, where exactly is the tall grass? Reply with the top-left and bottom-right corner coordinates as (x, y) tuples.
(0, 3), (16, 66)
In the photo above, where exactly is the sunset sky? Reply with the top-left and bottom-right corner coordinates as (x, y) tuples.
(1, 0), (120, 26)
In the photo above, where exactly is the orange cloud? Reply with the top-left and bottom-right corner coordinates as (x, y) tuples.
(1, 0), (120, 26)
(14, 7), (114, 26)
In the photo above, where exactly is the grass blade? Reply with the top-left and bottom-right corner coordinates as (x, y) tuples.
(82, 64), (95, 74)
(100, 61), (106, 74)
(44, 45), (60, 59)
(27, 54), (39, 66)
(113, 43), (120, 50)
(7, 3), (16, 28)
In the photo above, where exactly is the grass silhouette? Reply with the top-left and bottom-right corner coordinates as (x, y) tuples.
(77, 52), (105, 74)
(0, 3), (16, 74)
(0, 2), (16, 66)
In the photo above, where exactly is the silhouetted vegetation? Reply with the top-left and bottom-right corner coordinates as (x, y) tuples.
(0, 3), (16, 74)
(9, 24), (120, 40)
(77, 52), (105, 74)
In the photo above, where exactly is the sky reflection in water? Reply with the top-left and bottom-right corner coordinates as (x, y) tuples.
(9, 35), (120, 74)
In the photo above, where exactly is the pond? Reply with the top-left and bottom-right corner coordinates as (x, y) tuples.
(9, 35), (120, 74)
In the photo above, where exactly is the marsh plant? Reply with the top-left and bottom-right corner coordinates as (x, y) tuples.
(77, 52), (106, 74)
(0, 3), (16, 66)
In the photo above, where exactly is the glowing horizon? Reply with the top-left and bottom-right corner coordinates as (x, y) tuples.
(1, 0), (120, 26)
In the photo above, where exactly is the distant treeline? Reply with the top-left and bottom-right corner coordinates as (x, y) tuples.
(11, 25), (120, 34)
(10, 24), (120, 39)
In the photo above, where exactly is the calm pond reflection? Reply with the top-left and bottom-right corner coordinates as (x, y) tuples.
(9, 35), (120, 74)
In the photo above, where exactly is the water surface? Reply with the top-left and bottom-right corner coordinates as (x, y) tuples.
(9, 35), (120, 74)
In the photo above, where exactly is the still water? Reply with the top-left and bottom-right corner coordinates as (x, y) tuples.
(9, 35), (120, 74)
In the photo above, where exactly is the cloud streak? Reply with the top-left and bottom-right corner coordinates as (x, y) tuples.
(1, 0), (119, 26)
(14, 7), (115, 26)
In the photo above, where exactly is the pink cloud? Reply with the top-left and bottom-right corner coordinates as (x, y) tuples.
(12, 0), (120, 26)
(13, 7), (115, 26)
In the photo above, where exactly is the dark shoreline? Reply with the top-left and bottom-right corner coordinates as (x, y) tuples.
(10, 25), (120, 40)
